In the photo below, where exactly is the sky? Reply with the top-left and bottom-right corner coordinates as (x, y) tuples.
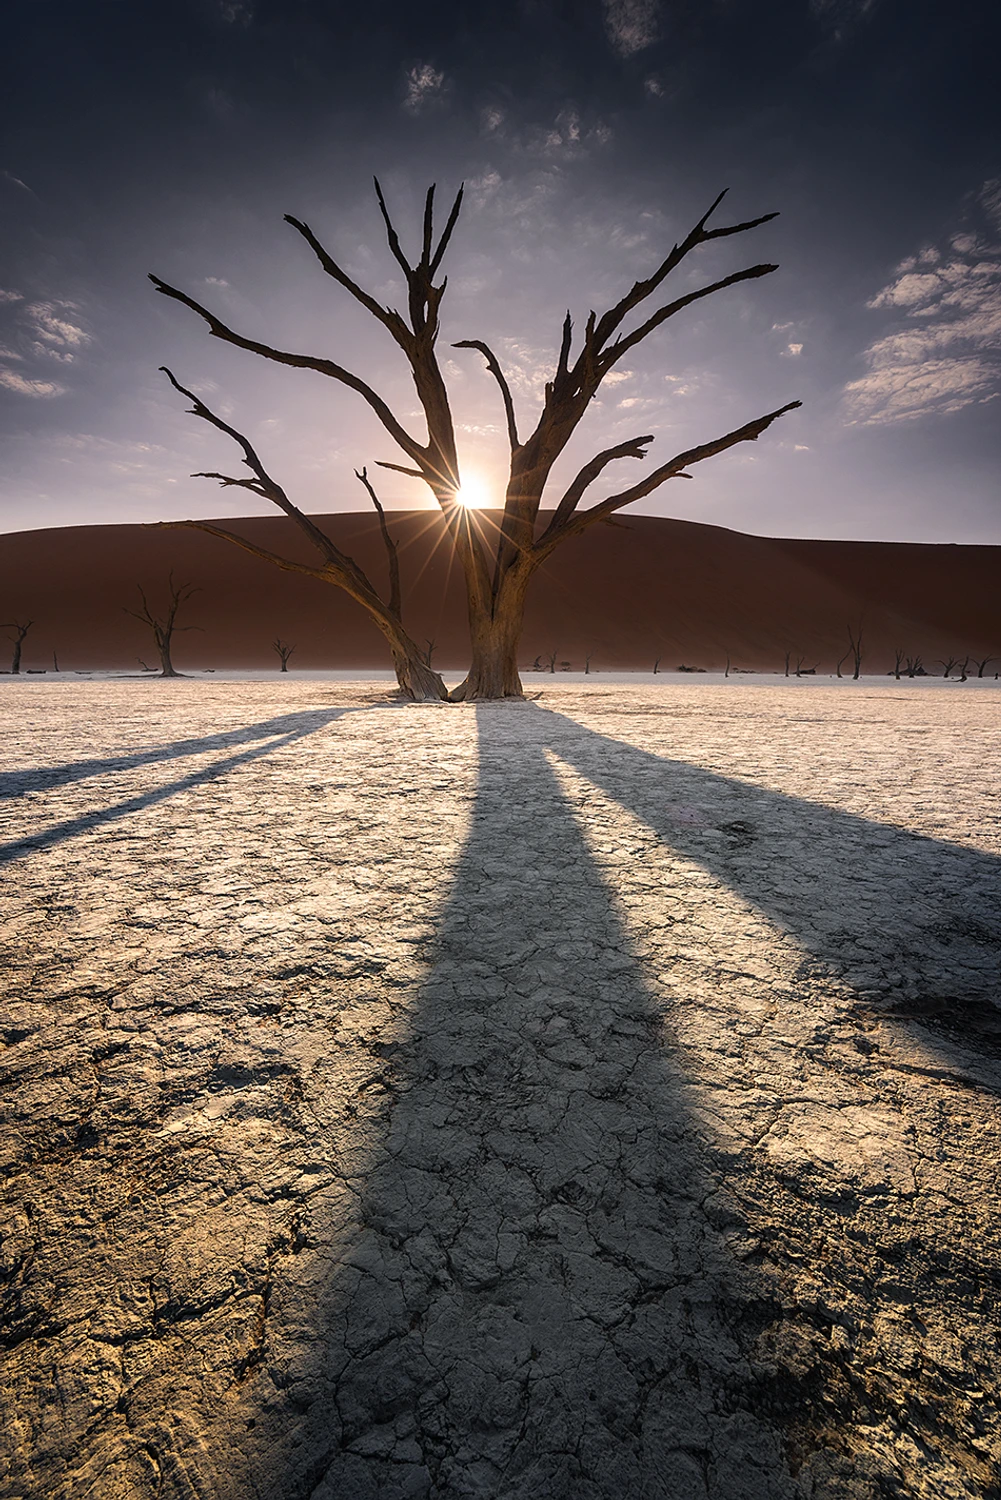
(1, 0), (999, 543)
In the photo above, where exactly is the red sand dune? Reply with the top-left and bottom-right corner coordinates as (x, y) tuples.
(1, 510), (998, 674)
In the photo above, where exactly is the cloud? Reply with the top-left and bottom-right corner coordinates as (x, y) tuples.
(0, 370), (65, 397)
(844, 184), (1001, 424)
(603, 0), (660, 56)
(404, 63), (446, 113)
(218, 0), (253, 21)
(25, 301), (90, 350)
(205, 276), (230, 287)
(785, 342), (804, 356)
(2, 170), (36, 196)
(0, 289), (23, 304)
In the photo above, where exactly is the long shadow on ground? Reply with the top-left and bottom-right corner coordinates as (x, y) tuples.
(0, 708), (375, 865)
(225, 701), (1001, 1500)
(0, 709), (366, 803)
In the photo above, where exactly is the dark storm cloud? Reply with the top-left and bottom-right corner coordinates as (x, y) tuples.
(1, 0), (999, 539)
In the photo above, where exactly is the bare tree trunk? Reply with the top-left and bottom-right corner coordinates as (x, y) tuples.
(159, 640), (178, 676)
(452, 586), (527, 700)
(4, 621), (32, 675)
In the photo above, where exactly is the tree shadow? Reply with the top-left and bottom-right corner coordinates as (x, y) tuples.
(0, 707), (373, 865)
(237, 704), (809, 1500)
(224, 698), (1001, 1499)
(0, 708), (375, 803)
(530, 702), (1001, 1067)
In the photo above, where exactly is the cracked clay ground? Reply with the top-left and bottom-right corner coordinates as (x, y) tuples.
(2, 680), (1000, 1500)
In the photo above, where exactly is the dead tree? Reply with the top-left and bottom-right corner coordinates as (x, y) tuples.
(151, 182), (799, 700)
(124, 576), (199, 677)
(784, 652), (791, 678)
(423, 639), (436, 668)
(3, 620), (32, 675)
(151, 373), (446, 701)
(937, 656), (959, 678)
(972, 654), (997, 678)
(891, 647), (905, 680)
(272, 638), (296, 671)
(724, 653), (730, 678)
(846, 624), (863, 680)
(546, 649), (558, 674)
(905, 655), (924, 678)
(653, 656), (662, 674)
(584, 651), (593, 675)
(958, 656), (970, 682)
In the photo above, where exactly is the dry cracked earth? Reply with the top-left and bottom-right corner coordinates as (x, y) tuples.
(1, 679), (1000, 1500)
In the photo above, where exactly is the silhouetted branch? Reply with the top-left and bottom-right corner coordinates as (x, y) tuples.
(284, 214), (411, 349)
(149, 281), (426, 465)
(452, 339), (520, 451)
(355, 466), (402, 619)
(537, 401), (800, 550)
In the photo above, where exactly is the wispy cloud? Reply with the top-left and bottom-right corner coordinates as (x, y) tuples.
(218, 0), (253, 22)
(404, 63), (446, 113)
(0, 370), (65, 398)
(2, 170), (36, 197)
(25, 300), (90, 353)
(603, 0), (660, 57)
(0, 298), (88, 398)
(844, 180), (1001, 425)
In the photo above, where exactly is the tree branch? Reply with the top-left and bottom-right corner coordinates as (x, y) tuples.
(283, 214), (412, 350)
(372, 176), (414, 279)
(452, 339), (520, 451)
(149, 279), (426, 466)
(601, 263), (778, 369)
(541, 435), (655, 539)
(355, 466), (402, 619)
(429, 184), (464, 276)
(156, 520), (338, 584)
(538, 401), (801, 552)
(160, 367), (366, 571)
(589, 189), (776, 354)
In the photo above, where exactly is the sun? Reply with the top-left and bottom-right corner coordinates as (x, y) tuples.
(456, 472), (494, 508)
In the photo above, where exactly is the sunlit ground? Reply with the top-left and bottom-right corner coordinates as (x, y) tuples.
(2, 679), (999, 1500)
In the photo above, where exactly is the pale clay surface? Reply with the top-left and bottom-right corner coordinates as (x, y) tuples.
(1, 680), (999, 1500)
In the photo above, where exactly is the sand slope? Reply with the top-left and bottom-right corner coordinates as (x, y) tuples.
(1, 511), (997, 673)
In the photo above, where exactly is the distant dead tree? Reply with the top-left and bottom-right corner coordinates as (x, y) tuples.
(423, 638), (436, 668)
(125, 576), (200, 678)
(795, 655), (817, 677)
(272, 638), (296, 671)
(724, 652), (730, 678)
(937, 655), (960, 678)
(958, 656), (970, 682)
(653, 656), (662, 674)
(545, 649), (558, 674)
(152, 181), (799, 699)
(971, 654), (997, 678)
(784, 651), (791, 677)
(531, 656), (544, 671)
(52, 650), (59, 672)
(891, 647), (905, 680)
(905, 655), (924, 678)
(846, 623), (863, 680)
(584, 651), (593, 674)
(3, 620), (32, 675)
